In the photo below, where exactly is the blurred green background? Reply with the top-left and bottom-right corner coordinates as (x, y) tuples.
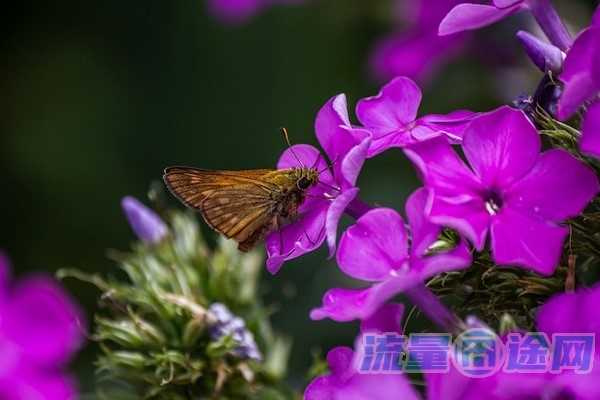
(2, 0), (597, 393)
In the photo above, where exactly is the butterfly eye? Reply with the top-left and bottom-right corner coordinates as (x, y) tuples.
(297, 177), (311, 190)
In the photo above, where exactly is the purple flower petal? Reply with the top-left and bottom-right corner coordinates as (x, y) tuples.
(405, 187), (473, 274)
(360, 303), (405, 334)
(490, 208), (568, 275)
(356, 76), (422, 139)
(277, 143), (323, 170)
(314, 95), (369, 187)
(412, 242), (472, 277)
(409, 125), (447, 142)
(404, 137), (481, 196)
(367, 130), (418, 158)
(265, 204), (328, 274)
(3, 276), (85, 366)
(326, 187), (359, 258)
(532, 287), (600, 399)
(310, 288), (371, 322)
(428, 195), (490, 251)
(304, 346), (419, 400)
(537, 283), (600, 346)
(405, 188), (441, 257)
(594, 6), (600, 26)
(420, 110), (479, 124)
(315, 94), (353, 160)
(327, 346), (355, 378)
(557, 26), (600, 120)
(581, 101), (600, 158)
(507, 149), (599, 222)
(0, 371), (78, 400)
(425, 352), (485, 400)
(493, 0), (523, 7)
(536, 291), (579, 337)
(121, 196), (168, 244)
(310, 272), (422, 322)
(404, 137), (489, 249)
(439, 3), (522, 36)
(554, 361), (600, 400)
(337, 208), (409, 281)
(418, 109), (479, 142)
(462, 106), (541, 188)
(340, 135), (371, 188)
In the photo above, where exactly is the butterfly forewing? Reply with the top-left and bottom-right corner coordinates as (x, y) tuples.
(163, 167), (284, 251)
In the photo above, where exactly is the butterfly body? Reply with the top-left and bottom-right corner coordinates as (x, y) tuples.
(163, 166), (319, 251)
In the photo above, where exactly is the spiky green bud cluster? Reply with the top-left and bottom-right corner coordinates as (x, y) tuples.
(59, 210), (296, 400)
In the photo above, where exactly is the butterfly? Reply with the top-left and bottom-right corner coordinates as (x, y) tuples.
(163, 165), (320, 252)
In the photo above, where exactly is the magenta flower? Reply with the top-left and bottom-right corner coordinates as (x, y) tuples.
(310, 188), (471, 322)
(439, 1), (529, 36)
(206, 0), (303, 24)
(356, 76), (477, 157)
(424, 284), (600, 400)
(556, 8), (600, 158)
(439, 0), (572, 51)
(580, 102), (600, 158)
(265, 94), (371, 274)
(556, 9), (600, 120)
(0, 251), (84, 399)
(305, 303), (420, 400)
(529, 284), (600, 399)
(121, 196), (169, 244)
(405, 106), (599, 275)
(370, 0), (468, 83)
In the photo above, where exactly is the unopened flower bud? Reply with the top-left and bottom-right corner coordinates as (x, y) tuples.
(121, 196), (168, 244)
(517, 30), (564, 74)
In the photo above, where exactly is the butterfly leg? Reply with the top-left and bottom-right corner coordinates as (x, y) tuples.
(275, 215), (299, 259)
(305, 193), (334, 201)
(304, 224), (325, 247)
(311, 152), (322, 169)
(278, 232), (297, 259)
(316, 180), (341, 193)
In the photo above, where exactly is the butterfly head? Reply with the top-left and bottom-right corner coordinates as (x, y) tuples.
(294, 167), (319, 191)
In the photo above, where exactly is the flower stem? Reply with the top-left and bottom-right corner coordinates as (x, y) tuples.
(529, 0), (572, 51)
(345, 197), (373, 219)
(405, 283), (465, 335)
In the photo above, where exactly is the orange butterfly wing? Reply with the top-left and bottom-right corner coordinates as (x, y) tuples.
(163, 167), (281, 251)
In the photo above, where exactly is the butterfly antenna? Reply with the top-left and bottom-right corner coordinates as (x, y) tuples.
(311, 152), (322, 169)
(318, 155), (340, 175)
(281, 127), (305, 168)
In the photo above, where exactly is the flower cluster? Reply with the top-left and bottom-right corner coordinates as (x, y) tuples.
(61, 197), (295, 398)
(256, 2), (600, 399)
(0, 252), (84, 400)
(308, 282), (600, 400)
(209, 303), (262, 360)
